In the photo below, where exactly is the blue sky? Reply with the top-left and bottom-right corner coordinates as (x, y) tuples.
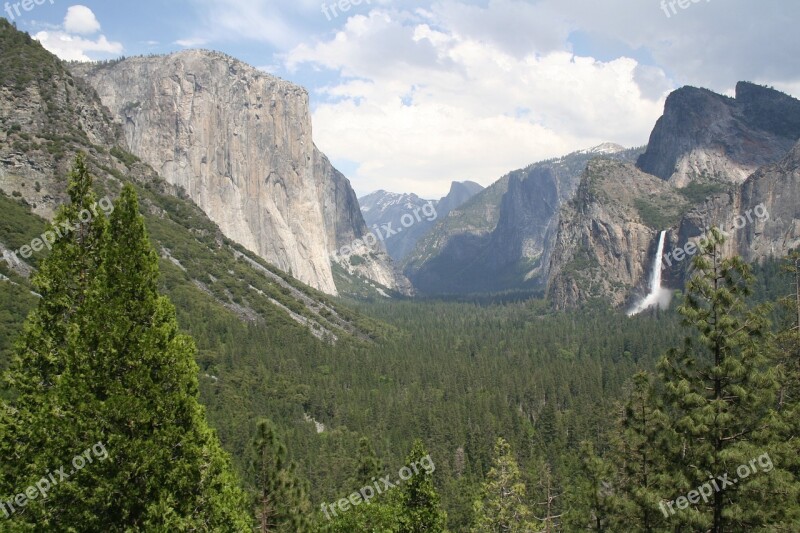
(4, 0), (799, 197)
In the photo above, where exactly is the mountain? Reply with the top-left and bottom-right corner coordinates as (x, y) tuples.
(0, 20), (384, 344)
(549, 83), (800, 309)
(69, 50), (406, 297)
(435, 180), (485, 219)
(637, 82), (800, 187)
(359, 181), (483, 261)
(403, 145), (641, 295)
(664, 139), (800, 286)
(545, 159), (690, 309)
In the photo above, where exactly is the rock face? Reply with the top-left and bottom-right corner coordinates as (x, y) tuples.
(546, 159), (689, 309)
(637, 82), (800, 187)
(359, 181), (482, 261)
(73, 50), (403, 295)
(403, 146), (641, 295)
(664, 140), (800, 285)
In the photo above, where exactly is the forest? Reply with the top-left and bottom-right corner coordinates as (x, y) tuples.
(1, 157), (799, 531)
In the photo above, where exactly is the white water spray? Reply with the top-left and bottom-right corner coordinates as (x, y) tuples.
(628, 230), (671, 316)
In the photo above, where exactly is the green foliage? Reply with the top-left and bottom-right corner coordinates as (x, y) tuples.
(0, 191), (49, 267)
(655, 229), (793, 530)
(109, 146), (139, 168)
(399, 440), (447, 533)
(0, 159), (252, 530)
(677, 181), (731, 205)
(562, 442), (616, 532)
(472, 438), (537, 532)
(606, 372), (672, 532)
(633, 198), (685, 230)
(249, 419), (312, 532)
(0, 19), (60, 91)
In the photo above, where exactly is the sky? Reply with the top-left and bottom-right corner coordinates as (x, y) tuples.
(3, 0), (799, 198)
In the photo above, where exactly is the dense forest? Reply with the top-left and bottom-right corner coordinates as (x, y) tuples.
(1, 157), (799, 530)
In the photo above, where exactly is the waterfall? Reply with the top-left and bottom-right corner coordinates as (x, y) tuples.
(627, 231), (671, 316)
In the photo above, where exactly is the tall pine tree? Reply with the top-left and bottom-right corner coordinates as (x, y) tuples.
(472, 437), (538, 533)
(249, 418), (311, 532)
(399, 439), (446, 533)
(656, 229), (793, 531)
(0, 165), (252, 530)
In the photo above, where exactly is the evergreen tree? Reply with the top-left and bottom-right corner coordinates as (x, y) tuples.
(656, 229), (793, 531)
(530, 460), (561, 533)
(250, 418), (312, 532)
(769, 252), (800, 530)
(608, 372), (671, 532)
(1, 172), (253, 530)
(355, 436), (383, 487)
(562, 441), (615, 532)
(472, 438), (538, 532)
(1, 153), (109, 511)
(399, 439), (446, 533)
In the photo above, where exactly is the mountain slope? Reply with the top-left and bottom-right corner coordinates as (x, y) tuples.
(545, 159), (690, 309)
(637, 82), (800, 187)
(664, 139), (800, 286)
(403, 145), (641, 295)
(0, 20), (386, 347)
(359, 181), (482, 261)
(70, 50), (405, 297)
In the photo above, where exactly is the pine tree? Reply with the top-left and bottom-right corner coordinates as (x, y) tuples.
(355, 436), (383, 487)
(656, 229), (793, 531)
(0, 153), (110, 526)
(768, 252), (800, 530)
(562, 441), (615, 532)
(399, 439), (446, 533)
(0, 171), (253, 530)
(608, 372), (671, 532)
(530, 460), (561, 533)
(250, 418), (311, 532)
(472, 437), (538, 533)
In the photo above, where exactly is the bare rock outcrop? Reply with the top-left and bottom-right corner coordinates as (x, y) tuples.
(73, 50), (404, 295)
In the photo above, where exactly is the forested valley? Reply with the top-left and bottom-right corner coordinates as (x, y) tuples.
(1, 157), (798, 531)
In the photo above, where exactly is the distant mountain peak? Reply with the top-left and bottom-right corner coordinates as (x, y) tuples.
(580, 142), (627, 155)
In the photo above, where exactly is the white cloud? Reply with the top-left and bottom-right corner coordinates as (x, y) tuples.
(64, 5), (101, 35)
(537, 0), (800, 91)
(175, 38), (209, 48)
(287, 7), (668, 197)
(34, 6), (122, 62)
(178, 0), (303, 49)
(34, 31), (123, 62)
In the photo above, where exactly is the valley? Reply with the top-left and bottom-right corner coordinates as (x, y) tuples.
(1, 6), (800, 532)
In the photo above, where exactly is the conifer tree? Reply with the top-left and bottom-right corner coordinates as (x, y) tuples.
(472, 438), (538, 532)
(399, 439), (447, 533)
(530, 460), (561, 533)
(250, 418), (311, 532)
(0, 153), (110, 526)
(656, 229), (793, 531)
(768, 252), (800, 530)
(355, 436), (383, 487)
(0, 168), (253, 530)
(562, 441), (615, 532)
(608, 372), (671, 532)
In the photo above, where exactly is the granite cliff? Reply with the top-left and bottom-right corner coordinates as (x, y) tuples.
(72, 50), (405, 296)
(637, 82), (800, 187)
